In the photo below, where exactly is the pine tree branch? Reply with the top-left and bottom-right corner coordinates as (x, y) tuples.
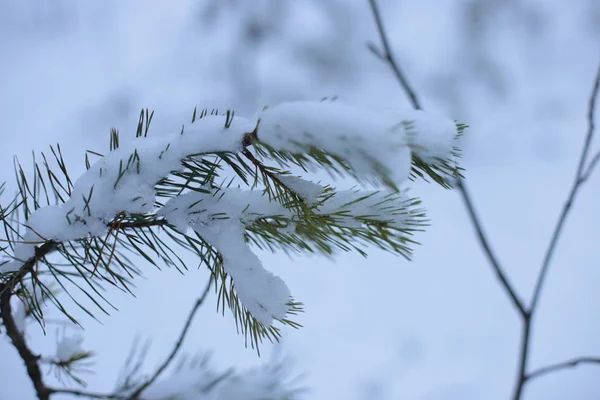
(127, 278), (213, 399)
(455, 179), (527, 316)
(526, 357), (600, 382)
(529, 63), (600, 315)
(367, 0), (422, 110)
(0, 285), (51, 400)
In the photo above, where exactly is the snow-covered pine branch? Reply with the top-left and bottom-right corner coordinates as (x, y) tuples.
(0, 100), (464, 350)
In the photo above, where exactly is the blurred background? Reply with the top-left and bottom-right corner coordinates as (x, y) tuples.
(1, 0), (599, 398)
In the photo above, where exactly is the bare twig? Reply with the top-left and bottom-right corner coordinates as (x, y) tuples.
(367, 0), (422, 110)
(510, 61), (600, 400)
(455, 180), (527, 316)
(127, 278), (213, 399)
(365, 1), (600, 399)
(530, 63), (600, 314)
(526, 357), (600, 382)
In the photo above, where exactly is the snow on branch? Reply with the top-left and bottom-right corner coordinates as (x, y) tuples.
(0, 100), (464, 349)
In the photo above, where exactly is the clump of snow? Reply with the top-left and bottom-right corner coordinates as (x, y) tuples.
(255, 101), (458, 185)
(276, 174), (325, 204)
(160, 189), (293, 325)
(56, 334), (85, 362)
(256, 101), (413, 186)
(401, 109), (458, 162)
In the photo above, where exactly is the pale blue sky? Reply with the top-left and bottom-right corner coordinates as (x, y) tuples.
(1, 0), (599, 399)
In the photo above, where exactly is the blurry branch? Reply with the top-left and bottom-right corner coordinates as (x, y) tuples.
(48, 283), (212, 400)
(455, 179), (527, 317)
(526, 357), (600, 382)
(511, 62), (600, 400)
(0, 286), (51, 400)
(529, 63), (600, 314)
(366, 0), (600, 399)
(366, 0), (421, 110)
(127, 278), (213, 399)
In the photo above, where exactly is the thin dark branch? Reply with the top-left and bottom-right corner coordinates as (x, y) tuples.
(580, 151), (600, 183)
(456, 180), (527, 317)
(511, 318), (531, 400)
(127, 278), (213, 399)
(526, 357), (600, 382)
(367, 0), (422, 110)
(529, 63), (600, 315)
(0, 286), (51, 400)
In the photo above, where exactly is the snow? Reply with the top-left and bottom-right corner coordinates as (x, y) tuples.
(255, 101), (458, 186)
(276, 174), (326, 205)
(56, 334), (85, 362)
(402, 109), (459, 163)
(160, 188), (293, 325)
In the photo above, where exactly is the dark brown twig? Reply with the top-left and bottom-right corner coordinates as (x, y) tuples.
(526, 357), (600, 382)
(126, 278), (213, 399)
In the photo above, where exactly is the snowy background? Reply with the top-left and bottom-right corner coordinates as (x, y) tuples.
(1, 0), (599, 399)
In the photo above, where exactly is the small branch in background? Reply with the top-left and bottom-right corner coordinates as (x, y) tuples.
(512, 61), (600, 400)
(366, 1), (600, 399)
(526, 357), (600, 382)
(529, 63), (600, 314)
(127, 278), (213, 399)
(366, 0), (422, 110)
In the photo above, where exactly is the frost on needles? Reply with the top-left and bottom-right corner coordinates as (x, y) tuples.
(0, 100), (465, 348)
